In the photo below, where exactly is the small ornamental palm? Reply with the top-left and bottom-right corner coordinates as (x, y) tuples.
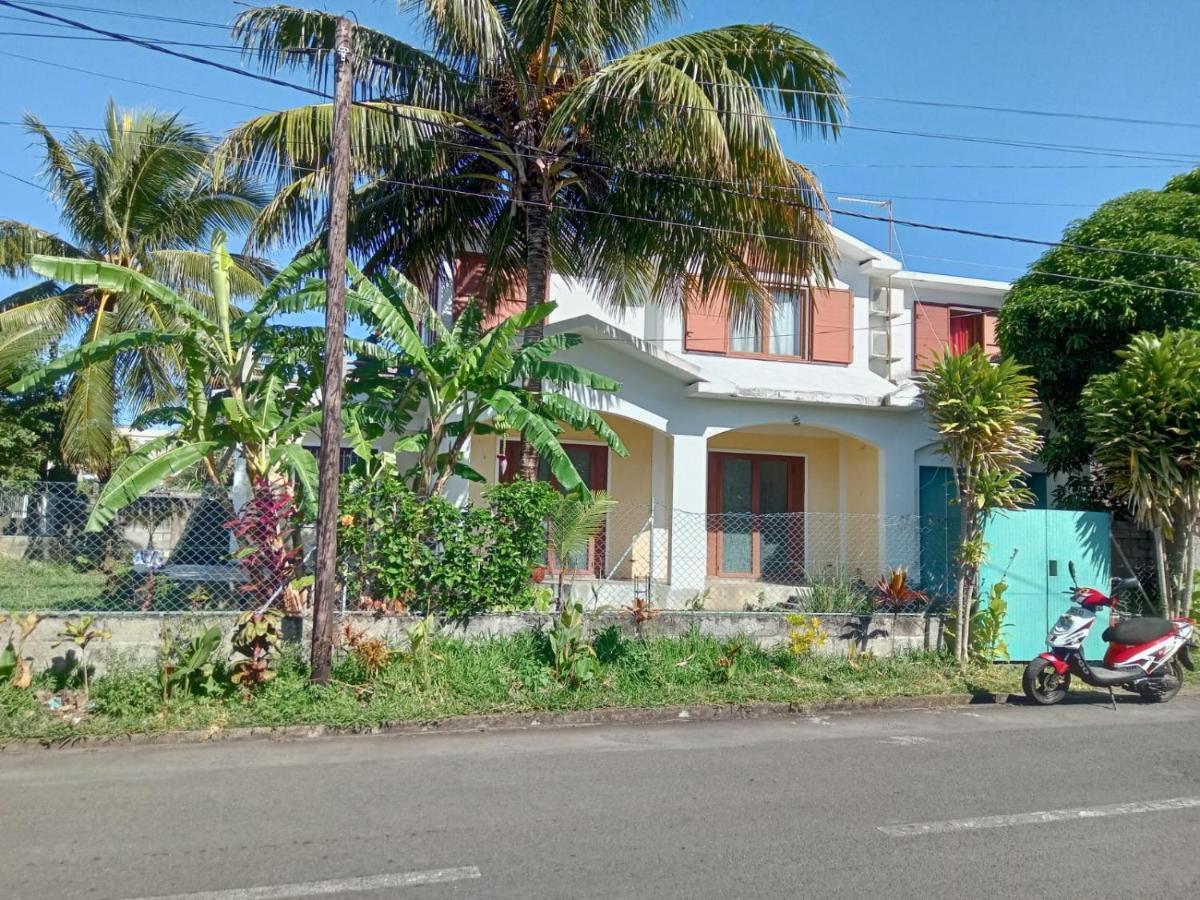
(923, 346), (1041, 663)
(0, 103), (269, 476)
(1082, 329), (1200, 616)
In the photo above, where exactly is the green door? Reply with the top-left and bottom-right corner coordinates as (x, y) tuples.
(980, 509), (1110, 661)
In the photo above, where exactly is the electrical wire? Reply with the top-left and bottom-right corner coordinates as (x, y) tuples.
(5, 2), (1200, 167)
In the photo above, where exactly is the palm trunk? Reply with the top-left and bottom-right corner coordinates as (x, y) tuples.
(1154, 527), (1171, 618)
(519, 186), (552, 482)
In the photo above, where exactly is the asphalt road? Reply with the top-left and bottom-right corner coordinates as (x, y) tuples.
(5, 692), (1200, 899)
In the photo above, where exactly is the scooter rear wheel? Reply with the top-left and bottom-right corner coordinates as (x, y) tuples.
(1138, 658), (1184, 703)
(1023, 657), (1070, 705)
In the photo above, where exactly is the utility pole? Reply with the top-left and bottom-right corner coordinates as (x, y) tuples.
(310, 15), (353, 685)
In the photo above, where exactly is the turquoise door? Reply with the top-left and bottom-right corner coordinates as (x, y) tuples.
(979, 510), (1049, 661)
(980, 510), (1110, 661)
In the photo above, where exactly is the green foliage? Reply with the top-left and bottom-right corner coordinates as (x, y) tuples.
(785, 616), (828, 657)
(50, 615), (110, 697)
(1083, 330), (1200, 535)
(230, 608), (282, 697)
(0, 612), (41, 689)
(341, 284), (627, 498)
(13, 236), (329, 529)
(1083, 329), (1200, 616)
(547, 489), (618, 603)
(0, 102), (267, 476)
(923, 346), (1041, 662)
(999, 169), (1200, 474)
(0, 376), (66, 482)
(157, 625), (222, 702)
(945, 581), (1011, 664)
(222, 4), (845, 329)
(712, 636), (750, 683)
(799, 572), (873, 614)
(0, 633), (1025, 742)
(339, 472), (557, 617)
(548, 600), (598, 687)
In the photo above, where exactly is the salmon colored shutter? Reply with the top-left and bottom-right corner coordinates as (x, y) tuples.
(983, 309), (1001, 358)
(809, 287), (853, 364)
(453, 254), (527, 329)
(913, 303), (951, 370)
(683, 290), (729, 354)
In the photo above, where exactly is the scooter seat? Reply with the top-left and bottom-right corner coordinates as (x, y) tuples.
(1102, 617), (1175, 645)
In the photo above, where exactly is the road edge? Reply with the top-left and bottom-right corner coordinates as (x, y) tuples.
(0, 690), (1018, 753)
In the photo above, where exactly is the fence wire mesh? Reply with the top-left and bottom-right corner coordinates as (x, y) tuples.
(0, 481), (249, 613)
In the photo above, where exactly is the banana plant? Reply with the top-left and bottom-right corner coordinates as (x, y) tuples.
(340, 269), (627, 498)
(9, 235), (339, 530)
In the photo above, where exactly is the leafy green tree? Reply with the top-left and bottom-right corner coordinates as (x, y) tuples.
(0, 102), (269, 476)
(220, 1), (845, 476)
(341, 276), (627, 498)
(11, 236), (333, 529)
(0, 373), (66, 482)
(998, 170), (1200, 477)
(923, 346), (1041, 663)
(1082, 330), (1200, 617)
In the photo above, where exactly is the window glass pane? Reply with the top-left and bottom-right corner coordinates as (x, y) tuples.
(758, 460), (791, 579)
(720, 458), (753, 573)
(769, 291), (799, 356)
(730, 313), (761, 354)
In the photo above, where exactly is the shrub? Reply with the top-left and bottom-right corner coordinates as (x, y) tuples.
(339, 473), (556, 617)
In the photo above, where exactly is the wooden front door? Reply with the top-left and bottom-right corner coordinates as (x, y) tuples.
(707, 452), (805, 580)
(499, 440), (609, 575)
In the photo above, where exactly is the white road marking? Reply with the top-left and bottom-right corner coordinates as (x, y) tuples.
(123, 866), (482, 900)
(880, 796), (1200, 837)
(878, 735), (934, 746)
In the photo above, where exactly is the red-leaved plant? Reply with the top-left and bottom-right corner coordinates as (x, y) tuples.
(226, 480), (302, 610)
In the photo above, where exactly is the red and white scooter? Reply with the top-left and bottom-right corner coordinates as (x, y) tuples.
(1023, 561), (1196, 705)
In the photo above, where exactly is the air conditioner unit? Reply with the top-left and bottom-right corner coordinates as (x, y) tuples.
(869, 329), (891, 360)
(870, 286), (902, 317)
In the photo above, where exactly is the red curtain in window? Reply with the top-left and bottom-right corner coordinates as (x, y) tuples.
(950, 314), (982, 356)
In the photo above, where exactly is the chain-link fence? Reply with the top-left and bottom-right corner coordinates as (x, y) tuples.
(642, 508), (955, 612)
(4, 480), (959, 615)
(0, 481), (248, 612)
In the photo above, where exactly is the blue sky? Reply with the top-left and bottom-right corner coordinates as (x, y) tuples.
(2, 0), (1199, 283)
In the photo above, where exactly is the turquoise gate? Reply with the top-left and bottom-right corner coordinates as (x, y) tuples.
(979, 509), (1111, 661)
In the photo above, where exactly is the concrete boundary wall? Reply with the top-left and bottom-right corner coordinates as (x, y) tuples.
(16, 612), (944, 675)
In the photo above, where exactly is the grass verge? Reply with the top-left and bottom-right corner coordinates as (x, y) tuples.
(0, 628), (1021, 744)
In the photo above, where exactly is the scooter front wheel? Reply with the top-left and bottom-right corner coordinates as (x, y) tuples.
(1023, 657), (1071, 705)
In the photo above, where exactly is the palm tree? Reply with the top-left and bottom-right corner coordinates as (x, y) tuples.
(0, 101), (269, 476)
(219, 1), (845, 476)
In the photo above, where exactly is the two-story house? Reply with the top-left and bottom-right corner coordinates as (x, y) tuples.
(445, 228), (1012, 609)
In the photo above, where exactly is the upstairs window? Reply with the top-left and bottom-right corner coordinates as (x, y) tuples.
(729, 288), (809, 358)
(949, 309), (985, 355)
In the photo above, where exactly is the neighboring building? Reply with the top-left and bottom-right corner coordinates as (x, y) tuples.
(448, 229), (1028, 608)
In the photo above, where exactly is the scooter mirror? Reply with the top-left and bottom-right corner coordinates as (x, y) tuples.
(1068, 560), (1077, 584)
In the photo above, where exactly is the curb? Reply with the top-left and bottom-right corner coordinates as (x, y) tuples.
(0, 690), (1017, 753)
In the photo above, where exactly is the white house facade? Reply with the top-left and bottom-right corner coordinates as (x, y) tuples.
(443, 229), (1013, 609)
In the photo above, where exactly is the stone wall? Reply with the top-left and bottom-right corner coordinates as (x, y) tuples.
(15, 611), (944, 676)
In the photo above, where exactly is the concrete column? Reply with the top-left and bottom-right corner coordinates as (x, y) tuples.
(668, 433), (709, 599)
(880, 441), (920, 571)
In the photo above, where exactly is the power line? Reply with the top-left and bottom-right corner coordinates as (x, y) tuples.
(0, 29), (243, 51)
(8, 3), (1200, 168)
(15, 0), (231, 30)
(0, 48), (275, 112)
(0, 0), (327, 97)
(3, 5), (1199, 272)
(23, 0), (1200, 136)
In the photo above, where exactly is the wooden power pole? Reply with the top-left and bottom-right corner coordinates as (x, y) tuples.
(310, 16), (353, 685)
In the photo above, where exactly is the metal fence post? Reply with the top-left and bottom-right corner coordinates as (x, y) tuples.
(648, 497), (656, 605)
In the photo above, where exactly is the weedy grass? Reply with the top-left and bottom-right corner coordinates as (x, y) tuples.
(0, 628), (1021, 743)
